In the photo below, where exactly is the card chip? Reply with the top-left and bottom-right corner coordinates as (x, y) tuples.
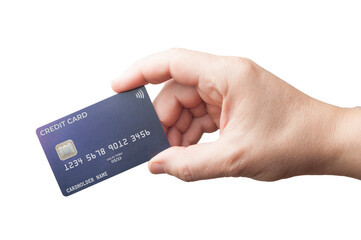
(55, 140), (77, 161)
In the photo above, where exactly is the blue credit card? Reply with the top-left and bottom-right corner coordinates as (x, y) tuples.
(36, 86), (170, 196)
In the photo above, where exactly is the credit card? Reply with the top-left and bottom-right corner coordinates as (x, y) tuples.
(36, 86), (170, 196)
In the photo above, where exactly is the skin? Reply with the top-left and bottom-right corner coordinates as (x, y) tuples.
(112, 48), (361, 182)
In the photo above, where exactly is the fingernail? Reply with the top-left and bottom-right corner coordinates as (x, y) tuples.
(150, 162), (165, 174)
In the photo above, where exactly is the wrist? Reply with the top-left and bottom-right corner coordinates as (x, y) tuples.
(332, 107), (361, 179)
(298, 100), (345, 177)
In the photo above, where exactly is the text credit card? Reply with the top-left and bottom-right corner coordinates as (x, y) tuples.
(36, 86), (170, 196)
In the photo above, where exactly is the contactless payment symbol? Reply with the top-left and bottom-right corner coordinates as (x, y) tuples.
(56, 140), (77, 161)
(135, 89), (145, 99)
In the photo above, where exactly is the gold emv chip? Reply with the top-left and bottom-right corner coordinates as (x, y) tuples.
(55, 140), (77, 161)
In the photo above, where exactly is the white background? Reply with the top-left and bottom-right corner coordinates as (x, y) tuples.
(1, 1), (361, 239)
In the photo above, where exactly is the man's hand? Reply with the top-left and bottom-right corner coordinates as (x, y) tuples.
(112, 48), (361, 182)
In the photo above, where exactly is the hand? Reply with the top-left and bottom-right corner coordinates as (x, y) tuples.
(112, 48), (361, 182)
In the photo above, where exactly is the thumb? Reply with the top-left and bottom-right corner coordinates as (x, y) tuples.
(148, 141), (232, 182)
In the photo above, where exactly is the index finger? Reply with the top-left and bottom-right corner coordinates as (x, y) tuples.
(111, 48), (222, 92)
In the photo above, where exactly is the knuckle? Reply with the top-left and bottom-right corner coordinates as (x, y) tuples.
(230, 56), (258, 78)
(225, 153), (242, 177)
(224, 145), (249, 177)
(241, 58), (258, 77)
(177, 162), (194, 182)
(200, 74), (218, 92)
(168, 47), (184, 56)
(168, 47), (181, 52)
